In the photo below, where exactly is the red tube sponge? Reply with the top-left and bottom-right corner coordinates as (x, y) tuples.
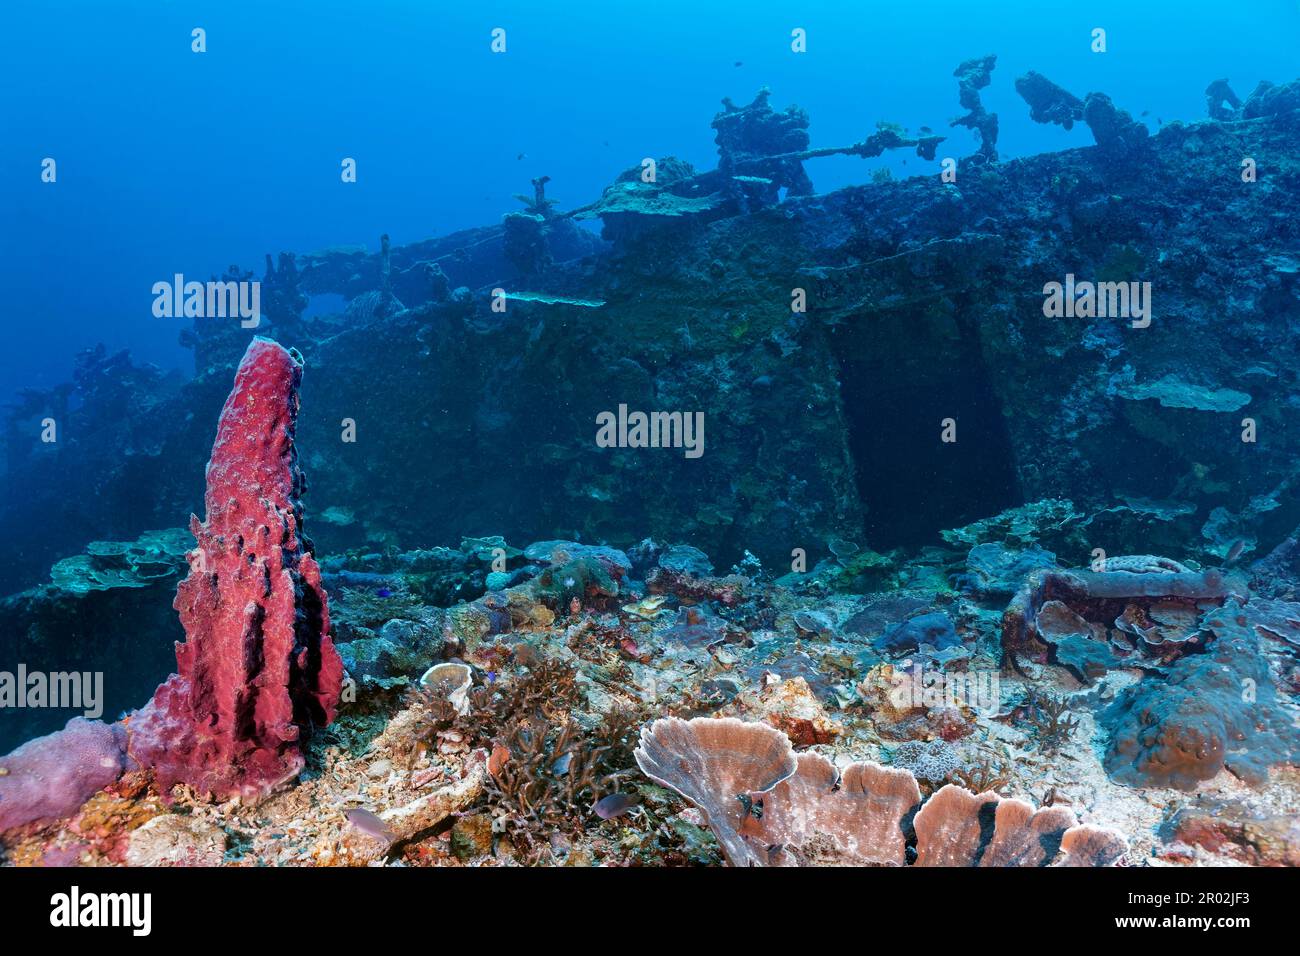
(127, 338), (343, 800)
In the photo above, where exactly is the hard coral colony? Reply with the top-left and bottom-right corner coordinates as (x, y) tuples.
(1, 21), (1300, 882)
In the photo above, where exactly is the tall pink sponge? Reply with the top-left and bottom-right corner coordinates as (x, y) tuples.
(0, 717), (127, 833)
(126, 337), (344, 801)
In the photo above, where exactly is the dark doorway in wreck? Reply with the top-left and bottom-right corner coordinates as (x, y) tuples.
(831, 302), (1020, 549)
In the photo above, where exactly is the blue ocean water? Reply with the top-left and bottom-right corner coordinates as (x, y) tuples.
(1, 0), (1296, 402)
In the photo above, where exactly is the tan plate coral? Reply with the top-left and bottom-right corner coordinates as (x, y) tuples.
(635, 716), (1127, 867)
(633, 717), (798, 866)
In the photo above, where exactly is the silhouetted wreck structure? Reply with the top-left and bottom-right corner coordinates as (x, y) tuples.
(3, 67), (1300, 613)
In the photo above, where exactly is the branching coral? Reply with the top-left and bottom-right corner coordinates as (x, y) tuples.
(406, 654), (580, 769)
(1022, 690), (1081, 755)
(951, 749), (1012, 794)
(484, 708), (639, 858)
(404, 651), (643, 861)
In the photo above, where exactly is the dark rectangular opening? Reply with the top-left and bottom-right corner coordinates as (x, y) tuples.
(831, 302), (1021, 549)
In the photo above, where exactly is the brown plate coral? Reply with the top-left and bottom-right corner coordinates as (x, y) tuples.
(637, 717), (1127, 867)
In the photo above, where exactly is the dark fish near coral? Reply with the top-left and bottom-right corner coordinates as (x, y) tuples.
(345, 807), (395, 843)
(1225, 539), (1247, 565)
(375, 587), (393, 598)
(592, 793), (638, 819)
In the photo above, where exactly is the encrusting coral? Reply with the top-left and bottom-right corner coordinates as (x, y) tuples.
(951, 54), (999, 164)
(1104, 599), (1300, 790)
(1001, 557), (1228, 672)
(0, 718), (129, 833)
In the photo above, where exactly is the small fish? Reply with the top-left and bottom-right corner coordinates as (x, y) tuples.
(0, 766), (9, 777)
(552, 752), (573, 775)
(1225, 539), (1247, 565)
(344, 807), (395, 843)
(375, 587), (393, 598)
(592, 793), (638, 820)
(736, 793), (763, 820)
(488, 743), (510, 778)
(516, 152), (526, 160)
(733, 60), (743, 67)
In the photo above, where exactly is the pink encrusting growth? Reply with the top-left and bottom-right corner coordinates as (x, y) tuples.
(127, 337), (344, 800)
(0, 718), (128, 832)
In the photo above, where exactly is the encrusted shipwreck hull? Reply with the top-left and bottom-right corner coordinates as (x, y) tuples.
(3, 99), (1300, 588)
(127, 338), (344, 800)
